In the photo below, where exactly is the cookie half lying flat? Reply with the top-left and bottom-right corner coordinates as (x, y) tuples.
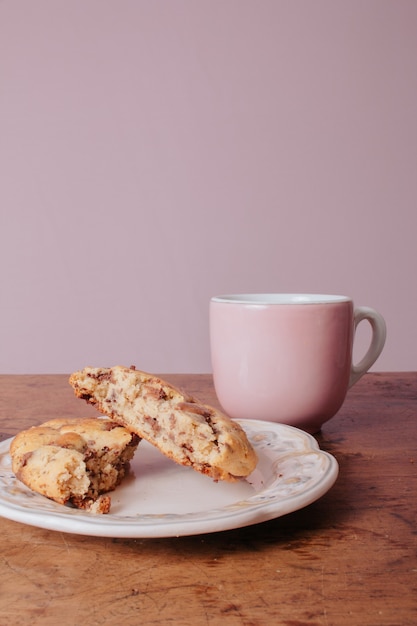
(10, 417), (140, 513)
(69, 366), (258, 482)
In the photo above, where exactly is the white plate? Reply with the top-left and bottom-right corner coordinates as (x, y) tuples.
(0, 420), (338, 538)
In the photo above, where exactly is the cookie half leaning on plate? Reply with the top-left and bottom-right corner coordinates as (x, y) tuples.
(69, 366), (258, 482)
(10, 417), (141, 513)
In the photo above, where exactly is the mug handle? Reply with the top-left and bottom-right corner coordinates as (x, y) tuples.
(349, 307), (387, 387)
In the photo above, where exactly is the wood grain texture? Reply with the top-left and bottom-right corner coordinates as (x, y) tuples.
(0, 372), (416, 626)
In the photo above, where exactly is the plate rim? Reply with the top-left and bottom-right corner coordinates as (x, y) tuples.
(0, 419), (339, 538)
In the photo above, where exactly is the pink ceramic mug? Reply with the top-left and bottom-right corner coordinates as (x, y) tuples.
(210, 294), (386, 433)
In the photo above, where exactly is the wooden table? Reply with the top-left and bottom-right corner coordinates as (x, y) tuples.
(0, 372), (416, 625)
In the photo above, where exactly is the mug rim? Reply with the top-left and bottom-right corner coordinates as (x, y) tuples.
(211, 293), (352, 305)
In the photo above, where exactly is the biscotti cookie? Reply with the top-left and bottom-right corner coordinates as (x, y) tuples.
(69, 366), (257, 482)
(10, 417), (140, 513)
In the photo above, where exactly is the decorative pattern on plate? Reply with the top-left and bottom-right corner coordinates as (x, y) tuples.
(0, 420), (338, 538)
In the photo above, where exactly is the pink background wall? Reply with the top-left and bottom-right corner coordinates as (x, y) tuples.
(1, 1), (416, 374)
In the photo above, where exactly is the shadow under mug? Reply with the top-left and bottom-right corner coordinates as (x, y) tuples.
(209, 294), (387, 433)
